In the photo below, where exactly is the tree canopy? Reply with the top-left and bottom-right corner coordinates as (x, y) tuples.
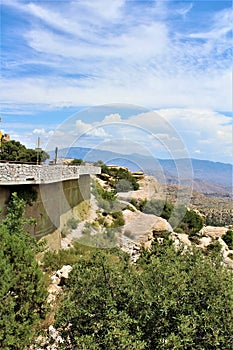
(0, 140), (49, 163)
(0, 193), (47, 349)
(54, 241), (233, 349)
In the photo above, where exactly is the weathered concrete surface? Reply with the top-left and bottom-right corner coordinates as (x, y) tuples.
(0, 173), (95, 241)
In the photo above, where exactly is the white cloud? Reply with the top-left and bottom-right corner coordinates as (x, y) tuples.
(9, 106), (230, 163)
(103, 114), (122, 123)
(1, 0), (232, 164)
(189, 8), (232, 40)
(33, 128), (46, 135)
(78, 0), (124, 21)
(69, 108), (232, 162)
(2, 0), (232, 112)
(86, 127), (109, 138)
(75, 120), (91, 134)
(157, 108), (232, 162)
(174, 3), (193, 17)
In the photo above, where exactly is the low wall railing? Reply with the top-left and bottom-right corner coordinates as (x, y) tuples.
(0, 163), (101, 185)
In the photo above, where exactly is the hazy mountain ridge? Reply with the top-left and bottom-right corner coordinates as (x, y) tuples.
(53, 147), (232, 193)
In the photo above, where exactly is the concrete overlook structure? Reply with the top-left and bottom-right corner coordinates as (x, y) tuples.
(0, 163), (101, 249)
(0, 163), (100, 185)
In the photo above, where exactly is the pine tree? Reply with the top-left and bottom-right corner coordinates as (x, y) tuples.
(0, 193), (47, 349)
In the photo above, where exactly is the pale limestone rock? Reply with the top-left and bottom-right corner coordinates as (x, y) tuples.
(199, 226), (228, 239)
(143, 240), (152, 250)
(218, 238), (229, 252)
(223, 256), (233, 268)
(47, 265), (73, 304)
(198, 236), (212, 249)
(57, 265), (72, 279)
(118, 175), (164, 202)
(123, 209), (172, 244)
(226, 250), (233, 258)
(175, 233), (192, 246)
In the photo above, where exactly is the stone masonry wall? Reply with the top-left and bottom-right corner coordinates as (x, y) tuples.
(0, 164), (100, 184)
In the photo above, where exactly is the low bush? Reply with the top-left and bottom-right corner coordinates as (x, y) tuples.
(67, 217), (79, 230)
(61, 225), (71, 238)
(69, 158), (84, 165)
(222, 230), (233, 250)
(111, 211), (125, 228)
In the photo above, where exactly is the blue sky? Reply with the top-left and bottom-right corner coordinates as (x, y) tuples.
(0, 0), (232, 163)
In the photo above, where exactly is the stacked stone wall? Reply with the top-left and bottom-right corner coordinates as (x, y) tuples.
(0, 163), (100, 184)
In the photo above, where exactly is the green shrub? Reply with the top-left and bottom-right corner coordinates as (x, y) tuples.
(0, 193), (47, 349)
(67, 217), (79, 230)
(43, 249), (79, 272)
(14, 186), (38, 206)
(143, 199), (174, 221)
(92, 180), (117, 211)
(222, 230), (233, 250)
(111, 211), (125, 228)
(176, 209), (204, 236)
(98, 164), (139, 191)
(206, 240), (222, 255)
(61, 225), (71, 238)
(116, 178), (134, 192)
(174, 227), (184, 233)
(103, 228), (116, 242)
(54, 245), (233, 349)
(82, 222), (93, 235)
(130, 198), (148, 211)
(70, 158), (84, 165)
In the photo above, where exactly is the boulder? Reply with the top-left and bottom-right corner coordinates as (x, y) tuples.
(198, 236), (212, 249)
(174, 233), (192, 247)
(199, 226), (227, 239)
(55, 265), (73, 286)
(123, 209), (172, 244)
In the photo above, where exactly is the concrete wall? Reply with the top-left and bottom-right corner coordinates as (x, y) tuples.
(0, 175), (91, 247)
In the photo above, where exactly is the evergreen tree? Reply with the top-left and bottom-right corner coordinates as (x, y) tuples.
(55, 242), (233, 349)
(0, 140), (49, 163)
(55, 250), (145, 349)
(0, 193), (47, 349)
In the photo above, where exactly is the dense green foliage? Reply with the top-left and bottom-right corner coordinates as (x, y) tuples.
(176, 208), (204, 235)
(55, 250), (145, 349)
(92, 180), (117, 212)
(69, 158), (84, 165)
(93, 179), (117, 202)
(0, 193), (47, 349)
(222, 229), (233, 250)
(42, 242), (97, 272)
(0, 140), (49, 163)
(54, 241), (233, 349)
(10, 185), (38, 206)
(99, 163), (139, 192)
(142, 199), (174, 221)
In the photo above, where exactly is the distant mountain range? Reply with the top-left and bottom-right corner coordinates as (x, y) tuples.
(51, 147), (232, 194)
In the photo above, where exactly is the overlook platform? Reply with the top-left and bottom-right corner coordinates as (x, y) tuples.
(0, 163), (101, 185)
